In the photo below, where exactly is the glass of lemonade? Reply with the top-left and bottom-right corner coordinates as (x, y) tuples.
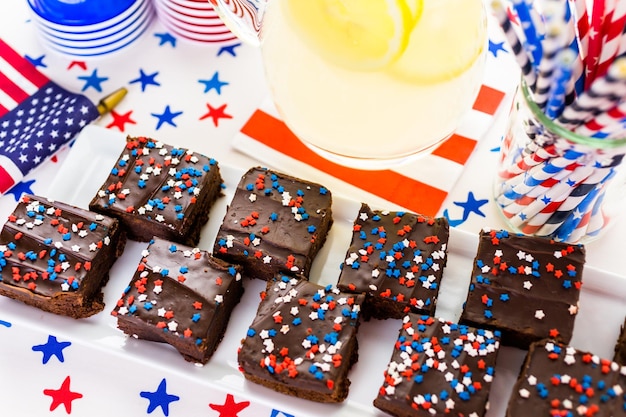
(211, 0), (488, 169)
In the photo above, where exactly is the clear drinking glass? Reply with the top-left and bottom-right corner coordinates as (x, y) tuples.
(494, 80), (626, 243)
(210, 0), (488, 169)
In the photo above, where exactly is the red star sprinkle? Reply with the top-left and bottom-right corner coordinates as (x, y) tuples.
(208, 393), (250, 417)
(106, 109), (137, 132)
(43, 376), (83, 413)
(199, 103), (233, 127)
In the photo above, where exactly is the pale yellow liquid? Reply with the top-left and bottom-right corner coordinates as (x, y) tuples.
(259, 0), (487, 163)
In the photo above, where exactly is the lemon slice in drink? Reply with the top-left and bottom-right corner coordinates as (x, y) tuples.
(389, 0), (486, 84)
(284, 0), (419, 71)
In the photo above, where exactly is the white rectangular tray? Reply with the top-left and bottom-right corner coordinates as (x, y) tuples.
(0, 125), (624, 416)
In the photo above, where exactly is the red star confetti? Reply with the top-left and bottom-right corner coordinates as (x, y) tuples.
(199, 103), (233, 127)
(67, 61), (87, 70)
(43, 376), (83, 413)
(208, 393), (250, 417)
(106, 109), (137, 132)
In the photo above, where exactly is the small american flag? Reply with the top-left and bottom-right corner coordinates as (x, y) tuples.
(0, 38), (99, 194)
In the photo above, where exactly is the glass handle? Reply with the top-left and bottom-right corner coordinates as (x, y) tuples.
(209, 0), (267, 46)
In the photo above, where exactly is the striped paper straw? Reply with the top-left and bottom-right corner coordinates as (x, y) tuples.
(557, 57), (626, 130)
(584, 0), (606, 88)
(563, 0), (585, 99)
(575, 98), (626, 137)
(511, 0), (543, 66)
(570, 0), (589, 62)
(492, 0), (537, 89)
(545, 49), (577, 119)
(534, 20), (566, 110)
(593, 1), (626, 80)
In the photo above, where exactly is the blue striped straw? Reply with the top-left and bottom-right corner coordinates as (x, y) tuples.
(545, 49), (577, 119)
(512, 0), (544, 67)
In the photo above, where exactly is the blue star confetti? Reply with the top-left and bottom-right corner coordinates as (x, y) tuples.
(488, 39), (507, 58)
(270, 410), (296, 417)
(32, 335), (72, 364)
(78, 69), (109, 92)
(140, 378), (180, 416)
(5, 179), (36, 201)
(130, 69), (161, 92)
(151, 105), (183, 130)
(443, 191), (488, 227)
(198, 72), (229, 94)
(218, 43), (242, 57)
(25, 54), (46, 68)
(0, 320), (11, 328)
(155, 32), (177, 47)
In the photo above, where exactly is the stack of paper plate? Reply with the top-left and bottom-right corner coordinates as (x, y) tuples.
(154, 0), (237, 44)
(27, 0), (155, 58)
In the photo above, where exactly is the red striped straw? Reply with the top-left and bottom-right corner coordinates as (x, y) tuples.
(584, 0), (606, 89)
(594, 1), (626, 80)
(571, 0), (590, 61)
(575, 99), (626, 136)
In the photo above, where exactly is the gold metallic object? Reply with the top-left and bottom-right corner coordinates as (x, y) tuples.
(97, 87), (128, 115)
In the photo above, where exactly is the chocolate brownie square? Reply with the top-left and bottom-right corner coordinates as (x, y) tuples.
(213, 167), (333, 281)
(615, 317), (626, 366)
(337, 203), (449, 319)
(0, 194), (126, 318)
(506, 339), (626, 416)
(111, 237), (243, 364)
(89, 136), (223, 246)
(374, 314), (501, 417)
(237, 274), (365, 402)
(459, 228), (585, 349)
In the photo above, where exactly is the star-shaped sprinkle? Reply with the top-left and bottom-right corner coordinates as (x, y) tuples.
(218, 43), (242, 57)
(198, 72), (229, 94)
(209, 393), (250, 417)
(25, 54), (47, 68)
(43, 376), (83, 413)
(106, 109), (137, 132)
(199, 103), (233, 127)
(151, 105), (183, 130)
(130, 69), (161, 92)
(140, 378), (180, 416)
(155, 32), (177, 47)
(78, 69), (109, 92)
(32, 335), (72, 364)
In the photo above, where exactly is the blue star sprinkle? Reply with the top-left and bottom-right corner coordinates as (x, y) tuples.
(130, 69), (161, 92)
(5, 179), (36, 202)
(25, 54), (47, 68)
(78, 69), (109, 92)
(151, 105), (183, 130)
(32, 335), (72, 364)
(198, 72), (229, 94)
(155, 32), (177, 47)
(218, 43), (242, 57)
(140, 378), (180, 416)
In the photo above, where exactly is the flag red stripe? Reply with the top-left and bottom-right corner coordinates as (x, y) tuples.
(240, 109), (448, 216)
(0, 71), (30, 104)
(0, 102), (8, 118)
(0, 164), (16, 194)
(0, 38), (49, 88)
